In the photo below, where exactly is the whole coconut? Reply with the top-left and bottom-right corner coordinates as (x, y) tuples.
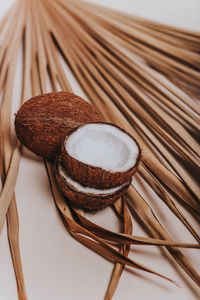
(15, 92), (102, 159)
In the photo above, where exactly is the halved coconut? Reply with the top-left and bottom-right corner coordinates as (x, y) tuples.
(54, 157), (131, 210)
(61, 122), (141, 189)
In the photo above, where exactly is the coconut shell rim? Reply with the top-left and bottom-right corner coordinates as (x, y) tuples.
(54, 156), (131, 198)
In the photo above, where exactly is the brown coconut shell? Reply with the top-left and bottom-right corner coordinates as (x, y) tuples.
(14, 92), (102, 159)
(60, 123), (141, 189)
(54, 157), (131, 211)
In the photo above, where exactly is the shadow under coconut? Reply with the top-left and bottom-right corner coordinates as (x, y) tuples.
(22, 146), (44, 163)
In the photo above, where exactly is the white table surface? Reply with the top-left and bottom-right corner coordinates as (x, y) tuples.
(0, 1), (200, 300)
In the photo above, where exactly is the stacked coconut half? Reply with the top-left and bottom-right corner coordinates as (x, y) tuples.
(56, 123), (141, 210)
(15, 92), (141, 211)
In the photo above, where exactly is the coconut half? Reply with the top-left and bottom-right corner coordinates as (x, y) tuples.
(61, 123), (141, 189)
(54, 157), (131, 210)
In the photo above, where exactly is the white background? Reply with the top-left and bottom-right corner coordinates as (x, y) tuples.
(0, 1), (200, 300)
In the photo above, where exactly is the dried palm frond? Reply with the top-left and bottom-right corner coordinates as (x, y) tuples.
(0, 0), (200, 300)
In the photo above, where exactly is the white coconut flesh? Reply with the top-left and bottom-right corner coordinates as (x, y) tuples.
(65, 123), (139, 172)
(59, 163), (126, 195)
